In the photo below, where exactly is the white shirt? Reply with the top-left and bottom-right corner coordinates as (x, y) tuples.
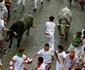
(45, 22), (55, 36)
(0, 19), (4, 32)
(56, 50), (66, 63)
(64, 53), (79, 69)
(0, 0), (5, 7)
(38, 63), (45, 70)
(37, 48), (54, 63)
(9, 54), (30, 70)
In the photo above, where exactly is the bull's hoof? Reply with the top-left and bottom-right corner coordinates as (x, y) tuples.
(26, 33), (29, 36)
(26, 32), (29, 36)
(17, 44), (20, 48)
(34, 9), (36, 12)
(9, 46), (11, 48)
(41, 2), (43, 4)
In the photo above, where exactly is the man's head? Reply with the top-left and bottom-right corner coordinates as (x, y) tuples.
(44, 43), (49, 51)
(18, 49), (24, 56)
(69, 49), (75, 57)
(76, 32), (81, 38)
(0, 0), (3, 2)
(49, 16), (54, 21)
(58, 45), (64, 52)
(38, 57), (43, 63)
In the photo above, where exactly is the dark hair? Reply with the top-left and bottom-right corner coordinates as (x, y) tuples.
(18, 49), (24, 53)
(76, 32), (82, 36)
(84, 48), (85, 51)
(45, 43), (49, 47)
(49, 16), (54, 21)
(83, 30), (85, 35)
(58, 45), (64, 50)
(38, 57), (43, 62)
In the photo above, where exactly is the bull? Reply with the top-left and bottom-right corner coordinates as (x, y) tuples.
(6, 14), (35, 48)
(57, 7), (72, 39)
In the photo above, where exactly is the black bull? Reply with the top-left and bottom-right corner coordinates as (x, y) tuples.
(6, 14), (34, 48)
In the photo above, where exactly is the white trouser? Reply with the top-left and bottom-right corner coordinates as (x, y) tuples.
(34, 0), (43, 9)
(56, 62), (62, 70)
(17, 0), (25, 5)
(14, 67), (24, 70)
(0, 6), (8, 18)
(68, 44), (82, 56)
(45, 34), (54, 50)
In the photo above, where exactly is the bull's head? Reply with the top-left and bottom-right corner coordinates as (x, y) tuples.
(5, 30), (17, 41)
(57, 20), (70, 36)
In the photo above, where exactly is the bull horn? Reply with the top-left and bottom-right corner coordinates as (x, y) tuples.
(66, 25), (70, 27)
(31, 24), (37, 28)
(13, 32), (17, 36)
(56, 21), (60, 26)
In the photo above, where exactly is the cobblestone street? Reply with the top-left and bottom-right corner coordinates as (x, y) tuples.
(0, 0), (85, 70)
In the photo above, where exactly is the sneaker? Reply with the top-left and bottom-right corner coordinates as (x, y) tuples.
(2, 48), (7, 53)
(23, 5), (25, 8)
(13, 8), (17, 12)
(0, 46), (3, 50)
(34, 9), (36, 12)
(41, 2), (43, 4)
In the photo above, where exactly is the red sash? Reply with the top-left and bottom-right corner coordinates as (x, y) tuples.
(46, 63), (51, 70)
(38, 62), (43, 68)
(23, 67), (28, 70)
(82, 66), (85, 70)
(45, 33), (50, 36)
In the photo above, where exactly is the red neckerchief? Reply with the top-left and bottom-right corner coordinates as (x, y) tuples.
(68, 68), (71, 70)
(1, 18), (7, 22)
(82, 35), (85, 40)
(23, 67), (28, 70)
(38, 62), (43, 68)
(69, 55), (75, 60)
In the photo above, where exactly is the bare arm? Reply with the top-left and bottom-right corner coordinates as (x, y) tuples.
(2, 26), (9, 31)
(62, 58), (66, 70)
(32, 53), (39, 60)
(73, 40), (82, 46)
(81, 54), (85, 64)
(71, 63), (79, 70)
(54, 51), (58, 60)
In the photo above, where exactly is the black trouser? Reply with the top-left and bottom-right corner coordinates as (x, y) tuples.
(5, 5), (10, 19)
(69, 0), (72, 3)
(80, 2), (85, 9)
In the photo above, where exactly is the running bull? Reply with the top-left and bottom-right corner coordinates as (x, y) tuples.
(6, 14), (35, 48)
(57, 7), (72, 39)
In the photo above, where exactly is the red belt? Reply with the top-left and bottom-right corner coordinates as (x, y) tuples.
(23, 67), (28, 70)
(82, 66), (85, 70)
